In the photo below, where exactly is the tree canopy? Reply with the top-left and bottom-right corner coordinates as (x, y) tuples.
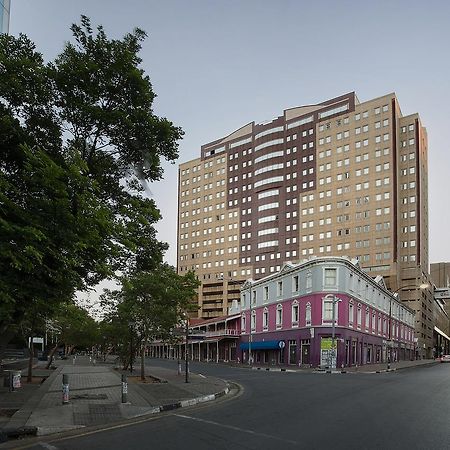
(0, 16), (185, 355)
(100, 265), (199, 370)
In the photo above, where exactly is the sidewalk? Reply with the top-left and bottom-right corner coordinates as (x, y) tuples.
(0, 356), (229, 441)
(249, 358), (439, 373)
(339, 358), (439, 373)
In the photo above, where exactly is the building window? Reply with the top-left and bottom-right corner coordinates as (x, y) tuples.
(263, 308), (268, 330)
(264, 286), (269, 303)
(251, 310), (256, 330)
(306, 271), (312, 291)
(276, 304), (283, 328)
(292, 301), (299, 325)
(349, 301), (354, 326)
(305, 302), (312, 326)
(277, 280), (283, 297)
(322, 295), (338, 323)
(293, 275), (299, 292)
(324, 268), (337, 288)
(252, 290), (257, 306)
(357, 305), (362, 328)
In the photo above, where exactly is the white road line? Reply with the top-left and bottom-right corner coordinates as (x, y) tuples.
(198, 373), (206, 378)
(39, 443), (58, 450)
(174, 414), (298, 446)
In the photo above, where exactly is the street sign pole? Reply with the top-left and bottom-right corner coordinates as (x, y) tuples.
(185, 316), (189, 383)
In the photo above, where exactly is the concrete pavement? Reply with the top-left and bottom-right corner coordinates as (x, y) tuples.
(0, 356), (229, 441)
(0, 356), (438, 443)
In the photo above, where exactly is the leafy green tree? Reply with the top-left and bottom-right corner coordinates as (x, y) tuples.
(101, 266), (199, 378)
(0, 114), (106, 362)
(0, 16), (183, 358)
(45, 303), (99, 368)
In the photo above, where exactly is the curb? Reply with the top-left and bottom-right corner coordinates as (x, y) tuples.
(0, 365), (64, 442)
(137, 385), (230, 416)
(251, 367), (288, 372)
(248, 361), (439, 375)
(2, 384), (231, 440)
(0, 426), (37, 443)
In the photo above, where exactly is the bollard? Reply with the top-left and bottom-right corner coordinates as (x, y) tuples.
(121, 374), (128, 403)
(62, 374), (69, 404)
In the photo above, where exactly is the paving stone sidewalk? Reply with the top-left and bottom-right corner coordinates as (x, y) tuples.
(0, 356), (229, 439)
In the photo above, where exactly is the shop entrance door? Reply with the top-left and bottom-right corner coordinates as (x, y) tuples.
(301, 344), (310, 365)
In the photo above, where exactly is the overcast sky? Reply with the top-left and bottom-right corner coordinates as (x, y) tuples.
(10, 0), (450, 269)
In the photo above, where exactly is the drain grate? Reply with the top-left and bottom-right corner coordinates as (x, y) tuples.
(71, 393), (108, 400)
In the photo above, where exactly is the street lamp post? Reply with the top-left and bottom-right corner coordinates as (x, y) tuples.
(329, 295), (341, 371)
(185, 314), (189, 383)
(387, 283), (429, 371)
(248, 300), (253, 366)
(331, 296), (337, 370)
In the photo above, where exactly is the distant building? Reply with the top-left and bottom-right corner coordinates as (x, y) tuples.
(433, 288), (450, 357)
(151, 257), (416, 368)
(0, 0), (10, 34)
(430, 262), (450, 354)
(430, 262), (450, 288)
(178, 91), (433, 356)
(237, 257), (415, 368)
(147, 314), (241, 363)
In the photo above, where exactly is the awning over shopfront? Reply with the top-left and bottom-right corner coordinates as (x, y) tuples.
(239, 340), (284, 351)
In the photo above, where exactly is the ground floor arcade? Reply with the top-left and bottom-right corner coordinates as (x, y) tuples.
(147, 337), (239, 363)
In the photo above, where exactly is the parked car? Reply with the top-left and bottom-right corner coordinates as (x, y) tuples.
(440, 355), (450, 363)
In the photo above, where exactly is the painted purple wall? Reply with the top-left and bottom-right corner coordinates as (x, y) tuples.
(241, 292), (414, 346)
(238, 291), (415, 367)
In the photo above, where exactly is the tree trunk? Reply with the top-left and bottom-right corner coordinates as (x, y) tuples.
(140, 343), (145, 381)
(27, 336), (33, 383)
(45, 342), (60, 369)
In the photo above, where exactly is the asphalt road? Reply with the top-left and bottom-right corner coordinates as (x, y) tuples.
(19, 360), (450, 450)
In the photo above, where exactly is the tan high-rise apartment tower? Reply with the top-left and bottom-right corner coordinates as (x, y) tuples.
(178, 92), (433, 357)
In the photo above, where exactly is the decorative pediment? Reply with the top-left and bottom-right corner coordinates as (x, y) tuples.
(279, 262), (295, 275)
(373, 275), (387, 290)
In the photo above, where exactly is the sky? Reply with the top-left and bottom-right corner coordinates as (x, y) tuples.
(9, 0), (450, 272)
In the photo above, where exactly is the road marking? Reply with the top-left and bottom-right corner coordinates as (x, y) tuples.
(38, 443), (58, 450)
(198, 373), (206, 378)
(174, 414), (298, 446)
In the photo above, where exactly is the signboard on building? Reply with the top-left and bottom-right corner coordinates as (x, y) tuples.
(320, 338), (336, 350)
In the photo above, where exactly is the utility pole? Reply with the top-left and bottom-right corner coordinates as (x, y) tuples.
(185, 314), (189, 383)
(331, 295), (336, 370)
(129, 321), (133, 374)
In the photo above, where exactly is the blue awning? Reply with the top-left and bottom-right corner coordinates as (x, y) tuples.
(240, 340), (284, 351)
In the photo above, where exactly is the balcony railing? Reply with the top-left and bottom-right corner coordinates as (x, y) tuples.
(189, 329), (240, 337)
